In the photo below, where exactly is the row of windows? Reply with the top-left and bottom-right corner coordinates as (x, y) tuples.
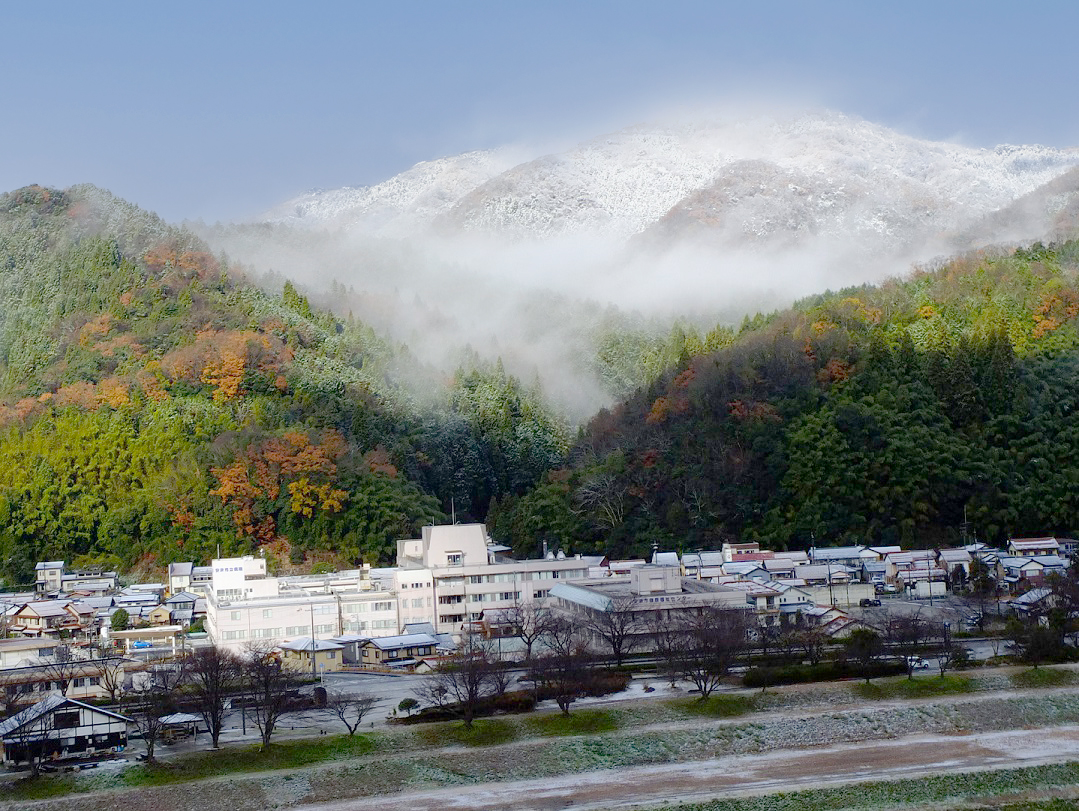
(469, 573), (515, 584)
(433, 569), (584, 587)
(467, 591), (522, 603)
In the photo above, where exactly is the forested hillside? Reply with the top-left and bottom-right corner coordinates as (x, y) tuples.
(489, 241), (1079, 559)
(0, 185), (570, 583)
(6, 182), (1079, 581)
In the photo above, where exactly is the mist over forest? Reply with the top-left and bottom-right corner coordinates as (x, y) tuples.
(196, 109), (1079, 422)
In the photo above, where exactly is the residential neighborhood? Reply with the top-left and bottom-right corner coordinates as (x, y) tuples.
(0, 524), (1073, 774)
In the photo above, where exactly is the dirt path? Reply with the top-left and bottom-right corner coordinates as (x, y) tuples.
(293, 725), (1079, 811)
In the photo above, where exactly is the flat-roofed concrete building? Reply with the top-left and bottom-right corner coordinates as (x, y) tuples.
(205, 561), (399, 652)
(394, 523), (599, 638)
(549, 564), (752, 651)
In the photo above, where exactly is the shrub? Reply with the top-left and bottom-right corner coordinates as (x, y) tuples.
(743, 659), (905, 688)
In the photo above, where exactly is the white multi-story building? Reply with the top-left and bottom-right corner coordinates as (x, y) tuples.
(204, 525), (603, 649)
(395, 524), (600, 637)
(205, 557), (398, 651)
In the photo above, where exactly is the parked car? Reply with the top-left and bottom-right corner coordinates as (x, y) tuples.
(859, 598), (882, 607)
(132, 640), (153, 649)
(907, 656), (931, 670)
(962, 614), (982, 629)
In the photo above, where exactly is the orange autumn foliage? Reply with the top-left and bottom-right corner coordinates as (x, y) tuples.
(363, 448), (398, 478)
(817, 358), (853, 385)
(646, 397), (670, 425)
(1032, 289), (1079, 339)
(97, 377), (130, 408)
(210, 430), (349, 539)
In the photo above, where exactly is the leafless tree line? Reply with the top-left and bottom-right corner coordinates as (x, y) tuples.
(415, 600), (756, 724)
(110, 644), (379, 761)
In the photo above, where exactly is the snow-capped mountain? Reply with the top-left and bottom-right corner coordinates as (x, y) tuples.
(260, 148), (525, 237)
(260, 111), (1079, 254)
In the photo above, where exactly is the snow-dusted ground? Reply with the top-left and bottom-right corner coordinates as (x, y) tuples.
(11, 671), (1079, 811)
(295, 725), (1079, 811)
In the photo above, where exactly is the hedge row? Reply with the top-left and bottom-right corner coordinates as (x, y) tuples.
(743, 659), (906, 687)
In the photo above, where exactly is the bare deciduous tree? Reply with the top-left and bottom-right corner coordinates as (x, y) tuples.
(648, 611), (686, 687)
(794, 627), (828, 666)
(40, 645), (79, 697)
(533, 617), (593, 715)
(422, 633), (498, 728)
(886, 609), (931, 679)
(129, 683), (176, 764)
(243, 647), (298, 748)
(574, 473), (625, 529)
(323, 692), (378, 736)
(500, 594), (553, 663)
(677, 607), (750, 700)
(934, 623), (966, 676)
(586, 593), (640, 667)
(186, 646), (242, 749)
(95, 653), (128, 704)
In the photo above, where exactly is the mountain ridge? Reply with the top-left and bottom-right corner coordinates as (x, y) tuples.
(258, 111), (1079, 256)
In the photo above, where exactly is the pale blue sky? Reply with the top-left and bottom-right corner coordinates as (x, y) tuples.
(3, 1), (1076, 223)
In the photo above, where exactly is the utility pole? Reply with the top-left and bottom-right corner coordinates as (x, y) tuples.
(309, 600), (317, 683)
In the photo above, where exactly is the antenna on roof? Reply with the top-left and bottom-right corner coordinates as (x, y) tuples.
(451, 498), (456, 525)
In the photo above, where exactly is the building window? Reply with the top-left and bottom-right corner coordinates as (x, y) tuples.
(447, 552), (463, 566)
(53, 711), (80, 729)
(373, 602), (393, 612)
(230, 611), (241, 621)
(262, 609), (273, 619)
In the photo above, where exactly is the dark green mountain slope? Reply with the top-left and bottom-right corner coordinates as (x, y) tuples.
(489, 242), (1079, 559)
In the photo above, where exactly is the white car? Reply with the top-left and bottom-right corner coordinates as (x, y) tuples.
(907, 656), (931, 670)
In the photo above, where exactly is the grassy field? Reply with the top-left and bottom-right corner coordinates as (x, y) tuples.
(415, 718), (518, 747)
(1011, 668), (1079, 689)
(672, 694), (757, 718)
(523, 708), (620, 736)
(853, 673), (976, 700)
(122, 734), (379, 787)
